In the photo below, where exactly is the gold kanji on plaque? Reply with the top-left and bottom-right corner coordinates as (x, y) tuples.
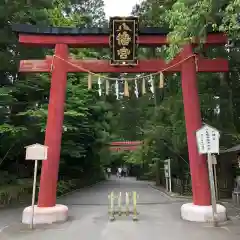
(117, 23), (132, 32)
(117, 47), (131, 59)
(109, 17), (139, 66)
(116, 31), (132, 46)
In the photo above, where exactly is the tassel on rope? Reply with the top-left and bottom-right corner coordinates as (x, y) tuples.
(88, 73), (92, 90)
(98, 77), (102, 96)
(134, 79), (139, 98)
(115, 80), (119, 100)
(105, 79), (110, 95)
(124, 80), (129, 97)
(149, 75), (154, 94)
(159, 72), (164, 89)
(142, 78), (146, 94)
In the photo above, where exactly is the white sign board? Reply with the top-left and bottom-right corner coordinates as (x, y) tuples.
(164, 164), (169, 177)
(164, 159), (172, 192)
(196, 124), (220, 154)
(25, 143), (48, 160)
(164, 159), (170, 178)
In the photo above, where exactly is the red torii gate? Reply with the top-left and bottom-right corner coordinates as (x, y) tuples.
(109, 141), (142, 151)
(12, 24), (228, 224)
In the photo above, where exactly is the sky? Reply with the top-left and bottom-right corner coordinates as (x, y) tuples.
(104, 0), (142, 18)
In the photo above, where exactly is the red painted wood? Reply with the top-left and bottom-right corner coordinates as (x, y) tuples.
(20, 60), (51, 72)
(19, 58), (228, 73)
(197, 58), (228, 72)
(110, 141), (142, 146)
(109, 146), (140, 151)
(181, 45), (211, 206)
(195, 33), (228, 45)
(18, 33), (227, 47)
(37, 44), (69, 208)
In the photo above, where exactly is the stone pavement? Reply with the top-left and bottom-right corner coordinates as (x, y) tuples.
(0, 177), (240, 240)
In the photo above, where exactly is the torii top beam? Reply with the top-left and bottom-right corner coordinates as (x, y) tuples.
(12, 24), (228, 48)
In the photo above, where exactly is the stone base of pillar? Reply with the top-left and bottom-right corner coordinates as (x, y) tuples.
(22, 204), (68, 225)
(181, 203), (227, 222)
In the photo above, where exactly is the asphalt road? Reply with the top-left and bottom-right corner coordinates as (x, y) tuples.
(0, 176), (240, 240)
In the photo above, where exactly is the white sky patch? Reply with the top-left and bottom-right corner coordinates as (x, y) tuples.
(104, 0), (142, 18)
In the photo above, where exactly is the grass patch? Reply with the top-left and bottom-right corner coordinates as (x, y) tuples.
(0, 175), (105, 208)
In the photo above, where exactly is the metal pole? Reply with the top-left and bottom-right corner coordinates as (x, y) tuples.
(125, 192), (130, 216)
(213, 163), (219, 201)
(30, 159), (38, 229)
(164, 161), (169, 191)
(132, 191), (138, 221)
(109, 191), (115, 221)
(166, 176), (169, 191)
(207, 153), (218, 227)
(168, 159), (172, 193)
(118, 192), (122, 216)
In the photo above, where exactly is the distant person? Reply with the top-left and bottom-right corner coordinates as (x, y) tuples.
(117, 167), (122, 178)
(107, 167), (111, 178)
(123, 166), (128, 177)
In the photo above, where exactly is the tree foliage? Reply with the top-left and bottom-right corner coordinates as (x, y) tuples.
(0, 0), (111, 190)
(109, 0), (240, 181)
(1, 0), (240, 199)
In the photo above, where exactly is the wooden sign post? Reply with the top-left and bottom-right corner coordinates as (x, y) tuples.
(164, 159), (172, 192)
(25, 143), (48, 229)
(196, 124), (220, 226)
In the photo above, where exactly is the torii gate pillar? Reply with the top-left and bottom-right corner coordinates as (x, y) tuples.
(22, 44), (69, 225)
(180, 45), (226, 222)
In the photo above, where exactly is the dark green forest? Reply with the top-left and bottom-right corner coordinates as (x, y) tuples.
(0, 0), (240, 205)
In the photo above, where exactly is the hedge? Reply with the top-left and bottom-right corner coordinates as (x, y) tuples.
(0, 175), (105, 207)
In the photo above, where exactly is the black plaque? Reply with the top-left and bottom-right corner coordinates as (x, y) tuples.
(109, 17), (139, 66)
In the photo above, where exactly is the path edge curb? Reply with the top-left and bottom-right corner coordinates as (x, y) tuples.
(57, 179), (106, 199)
(149, 183), (240, 221)
(148, 183), (192, 200)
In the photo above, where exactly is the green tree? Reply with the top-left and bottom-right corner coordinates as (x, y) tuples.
(0, 0), (112, 196)
(109, 0), (240, 186)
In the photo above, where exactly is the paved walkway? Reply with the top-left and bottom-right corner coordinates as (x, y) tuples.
(0, 177), (240, 239)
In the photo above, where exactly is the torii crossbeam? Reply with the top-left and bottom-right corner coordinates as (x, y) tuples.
(19, 57), (228, 73)
(109, 141), (143, 151)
